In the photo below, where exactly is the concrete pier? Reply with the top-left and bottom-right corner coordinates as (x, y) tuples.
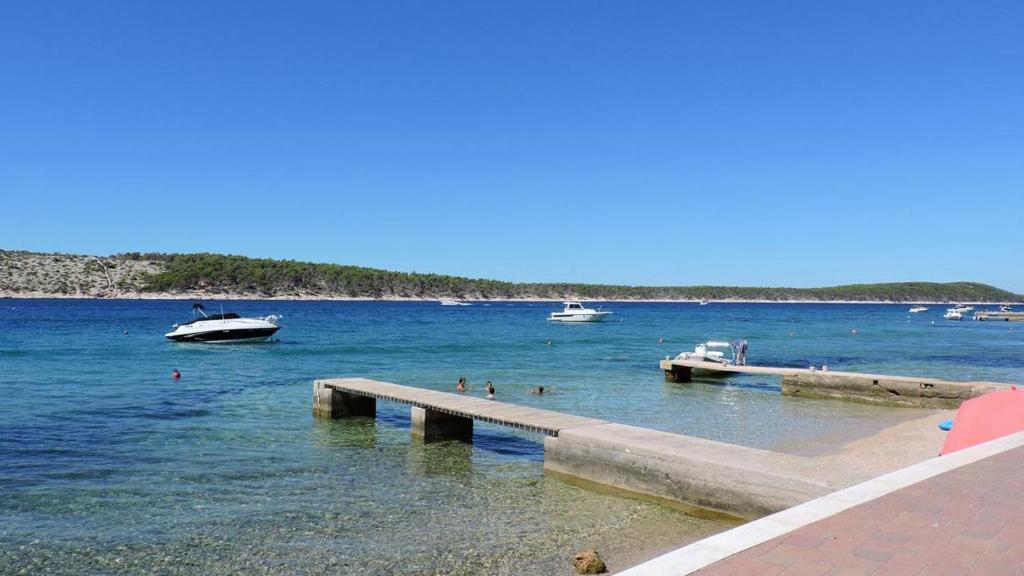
(411, 406), (473, 442)
(313, 378), (837, 519)
(313, 380), (376, 418)
(973, 310), (1024, 321)
(544, 423), (830, 519)
(660, 358), (1008, 408)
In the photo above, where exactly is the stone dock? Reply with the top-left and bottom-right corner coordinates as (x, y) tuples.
(973, 310), (1024, 321)
(314, 378), (834, 520)
(659, 358), (1009, 408)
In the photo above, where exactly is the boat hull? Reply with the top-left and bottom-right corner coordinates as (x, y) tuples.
(166, 326), (280, 343)
(548, 312), (611, 322)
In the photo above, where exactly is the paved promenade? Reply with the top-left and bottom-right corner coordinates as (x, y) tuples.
(620, 431), (1024, 576)
(694, 444), (1024, 575)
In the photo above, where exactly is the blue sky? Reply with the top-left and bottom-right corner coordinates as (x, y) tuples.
(2, 1), (1022, 291)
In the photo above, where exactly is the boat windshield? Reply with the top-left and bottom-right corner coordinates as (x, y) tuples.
(181, 312), (241, 325)
(567, 303), (583, 310)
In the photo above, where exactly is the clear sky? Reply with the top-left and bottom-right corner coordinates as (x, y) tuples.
(2, 1), (1022, 291)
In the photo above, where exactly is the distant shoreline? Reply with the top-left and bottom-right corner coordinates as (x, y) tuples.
(1, 290), (1016, 305)
(4, 250), (1020, 304)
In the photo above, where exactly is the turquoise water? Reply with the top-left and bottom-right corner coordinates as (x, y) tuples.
(2, 300), (1022, 574)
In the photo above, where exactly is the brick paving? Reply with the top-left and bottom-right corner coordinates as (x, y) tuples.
(695, 446), (1024, 576)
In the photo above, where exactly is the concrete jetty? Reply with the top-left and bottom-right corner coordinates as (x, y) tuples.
(973, 310), (1024, 321)
(313, 378), (605, 437)
(314, 378), (833, 519)
(660, 358), (1008, 408)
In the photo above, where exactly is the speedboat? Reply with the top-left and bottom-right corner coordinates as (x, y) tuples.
(165, 304), (281, 343)
(548, 301), (612, 322)
(439, 298), (471, 306)
(699, 299), (710, 306)
(909, 306), (928, 313)
(943, 309), (963, 321)
(674, 341), (731, 366)
(673, 340), (749, 375)
(951, 304), (974, 313)
(1000, 305), (1013, 312)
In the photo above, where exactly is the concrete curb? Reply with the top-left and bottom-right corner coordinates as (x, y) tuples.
(617, 430), (1024, 576)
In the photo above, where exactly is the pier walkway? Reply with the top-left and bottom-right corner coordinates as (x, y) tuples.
(621, 431), (1024, 575)
(314, 378), (834, 519)
(314, 377), (605, 436)
(973, 310), (1024, 321)
(659, 359), (1008, 408)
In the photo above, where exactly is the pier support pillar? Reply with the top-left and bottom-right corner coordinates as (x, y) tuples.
(313, 381), (376, 419)
(411, 407), (473, 443)
(664, 365), (692, 383)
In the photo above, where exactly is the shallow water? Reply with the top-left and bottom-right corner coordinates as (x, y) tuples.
(1, 300), (1021, 574)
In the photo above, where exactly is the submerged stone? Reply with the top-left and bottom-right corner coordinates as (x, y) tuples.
(572, 549), (607, 574)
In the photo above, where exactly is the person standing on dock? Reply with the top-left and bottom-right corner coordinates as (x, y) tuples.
(485, 381), (495, 399)
(732, 339), (748, 366)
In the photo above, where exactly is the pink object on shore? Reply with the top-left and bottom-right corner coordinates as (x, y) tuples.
(941, 387), (1024, 455)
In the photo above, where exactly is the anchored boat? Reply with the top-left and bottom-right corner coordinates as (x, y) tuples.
(943, 308), (964, 321)
(439, 298), (471, 306)
(165, 304), (281, 343)
(548, 301), (612, 322)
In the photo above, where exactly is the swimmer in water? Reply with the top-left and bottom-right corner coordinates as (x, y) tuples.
(530, 386), (545, 395)
(485, 381), (495, 399)
(171, 368), (181, 380)
(456, 377), (466, 392)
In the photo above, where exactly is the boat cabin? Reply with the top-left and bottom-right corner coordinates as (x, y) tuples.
(180, 312), (241, 325)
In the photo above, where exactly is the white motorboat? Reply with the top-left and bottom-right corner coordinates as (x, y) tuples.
(943, 309), (963, 321)
(909, 306), (928, 313)
(439, 298), (471, 306)
(699, 299), (710, 306)
(165, 304), (281, 343)
(951, 304), (974, 313)
(673, 340), (749, 374)
(548, 301), (612, 322)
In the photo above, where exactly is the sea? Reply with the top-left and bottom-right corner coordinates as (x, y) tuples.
(2, 300), (1022, 575)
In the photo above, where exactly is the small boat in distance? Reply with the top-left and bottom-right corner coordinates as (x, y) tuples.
(439, 298), (471, 306)
(943, 308), (964, 321)
(909, 306), (928, 313)
(165, 303), (281, 343)
(548, 301), (612, 322)
(951, 304), (974, 313)
(699, 299), (710, 306)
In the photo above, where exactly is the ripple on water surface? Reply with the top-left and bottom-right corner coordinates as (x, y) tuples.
(1, 300), (1021, 574)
